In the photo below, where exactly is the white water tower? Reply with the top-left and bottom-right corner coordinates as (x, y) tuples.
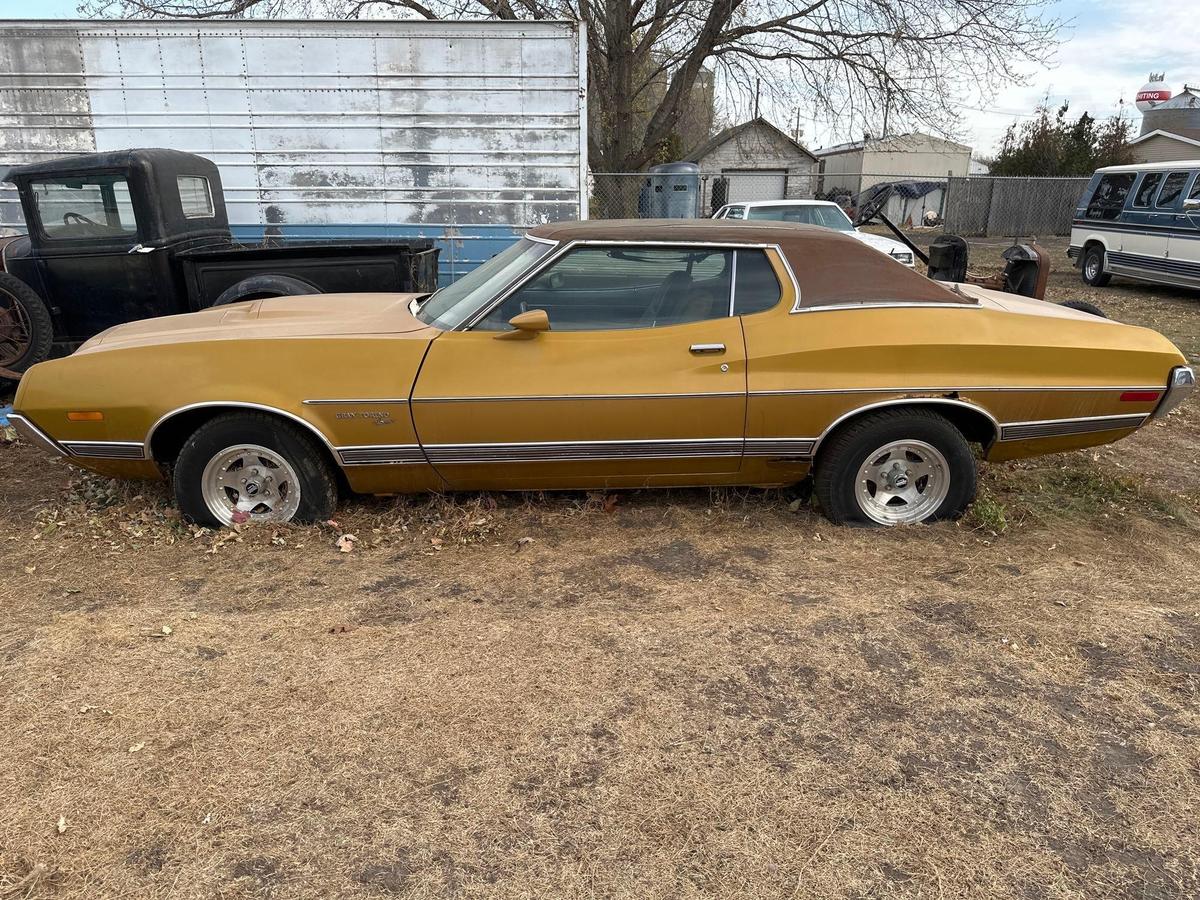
(1136, 73), (1173, 113)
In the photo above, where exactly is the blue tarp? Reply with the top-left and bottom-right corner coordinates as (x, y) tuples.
(0, 404), (11, 427)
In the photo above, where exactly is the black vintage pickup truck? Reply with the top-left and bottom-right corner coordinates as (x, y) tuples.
(0, 149), (438, 381)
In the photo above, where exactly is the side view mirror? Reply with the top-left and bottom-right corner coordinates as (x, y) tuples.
(498, 308), (550, 339)
(1183, 198), (1200, 211)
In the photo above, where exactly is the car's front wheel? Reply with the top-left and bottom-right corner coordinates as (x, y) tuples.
(814, 409), (976, 526)
(173, 412), (338, 527)
(1081, 245), (1112, 287)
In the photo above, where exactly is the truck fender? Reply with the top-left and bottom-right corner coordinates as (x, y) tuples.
(211, 274), (323, 307)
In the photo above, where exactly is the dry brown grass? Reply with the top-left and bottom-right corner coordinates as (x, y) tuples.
(2, 248), (1199, 898)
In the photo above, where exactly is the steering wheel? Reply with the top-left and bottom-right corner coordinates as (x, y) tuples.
(63, 212), (100, 227)
(852, 185), (893, 227)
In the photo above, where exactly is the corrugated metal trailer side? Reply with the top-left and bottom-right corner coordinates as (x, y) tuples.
(0, 18), (587, 280)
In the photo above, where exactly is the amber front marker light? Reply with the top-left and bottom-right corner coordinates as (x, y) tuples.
(67, 411), (105, 422)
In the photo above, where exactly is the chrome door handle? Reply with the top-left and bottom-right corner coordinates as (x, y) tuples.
(690, 343), (725, 354)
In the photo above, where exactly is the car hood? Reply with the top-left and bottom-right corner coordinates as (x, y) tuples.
(850, 231), (911, 256)
(76, 292), (436, 353)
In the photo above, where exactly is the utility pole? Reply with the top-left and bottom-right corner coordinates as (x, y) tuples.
(754, 79), (761, 119)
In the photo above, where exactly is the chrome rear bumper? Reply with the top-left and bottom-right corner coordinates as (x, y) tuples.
(7, 412), (68, 458)
(1155, 366), (1195, 420)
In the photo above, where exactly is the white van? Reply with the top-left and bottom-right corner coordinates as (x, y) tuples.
(1069, 161), (1200, 289)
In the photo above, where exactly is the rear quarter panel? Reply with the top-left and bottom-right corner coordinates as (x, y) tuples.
(742, 298), (1185, 461)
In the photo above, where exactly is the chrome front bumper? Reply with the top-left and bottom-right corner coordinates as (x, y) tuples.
(1155, 366), (1196, 420)
(7, 412), (68, 458)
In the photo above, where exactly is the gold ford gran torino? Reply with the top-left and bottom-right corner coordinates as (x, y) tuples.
(9, 220), (1195, 528)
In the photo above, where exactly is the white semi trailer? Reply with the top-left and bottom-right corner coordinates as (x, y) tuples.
(0, 18), (587, 280)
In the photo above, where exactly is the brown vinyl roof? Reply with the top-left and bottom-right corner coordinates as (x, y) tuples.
(525, 219), (969, 309)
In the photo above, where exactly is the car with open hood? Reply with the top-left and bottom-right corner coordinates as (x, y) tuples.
(713, 199), (917, 266)
(10, 219), (1194, 528)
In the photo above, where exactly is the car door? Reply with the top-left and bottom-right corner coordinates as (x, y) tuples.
(1166, 171), (1200, 283)
(24, 171), (164, 342)
(411, 243), (747, 490)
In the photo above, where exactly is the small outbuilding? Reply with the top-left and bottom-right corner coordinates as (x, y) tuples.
(816, 132), (972, 195)
(686, 117), (819, 206)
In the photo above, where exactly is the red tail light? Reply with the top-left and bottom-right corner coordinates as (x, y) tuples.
(1120, 391), (1161, 402)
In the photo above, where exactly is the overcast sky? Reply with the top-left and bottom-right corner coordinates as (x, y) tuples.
(2, 0), (1194, 158)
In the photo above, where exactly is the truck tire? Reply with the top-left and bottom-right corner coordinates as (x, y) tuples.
(212, 274), (322, 307)
(0, 271), (54, 384)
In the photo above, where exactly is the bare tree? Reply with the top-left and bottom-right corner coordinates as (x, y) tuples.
(80, 0), (1062, 172)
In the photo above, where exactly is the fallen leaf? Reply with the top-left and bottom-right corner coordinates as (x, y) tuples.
(603, 494), (619, 513)
(515, 536), (535, 551)
(128, 742), (145, 753)
(161, 625), (172, 636)
(24, 565), (35, 574)
(335, 533), (358, 553)
(56, 816), (67, 834)
(231, 509), (250, 525)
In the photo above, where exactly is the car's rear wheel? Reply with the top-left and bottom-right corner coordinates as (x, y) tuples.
(1081, 245), (1111, 287)
(173, 412), (337, 527)
(814, 409), (976, 526)
(0, 272), (54, 384)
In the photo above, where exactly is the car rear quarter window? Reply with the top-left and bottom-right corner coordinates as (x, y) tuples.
(1155, 172), (1189, 209)
(733, 250), (782, 315)
(1132, 172), (1164, 208)
(178, 176), (215, 218)
(1085, 173), (1135, 221)
(1189, 174), (1200, 202)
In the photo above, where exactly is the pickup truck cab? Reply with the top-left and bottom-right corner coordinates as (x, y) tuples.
(0, 148), (437, 381)
(1069, 160), (1200, 290)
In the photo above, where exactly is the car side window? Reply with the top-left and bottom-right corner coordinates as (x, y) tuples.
(1188, 173), (1200, 202)
(733, 250), (782, 315)
(726, 207), (746, 219)
(1085, 174), (1135, 220)
(1155, 172), (1189, 209)
(477, 245), (733, 331)
(30, 175), (138, 240)
(1132, 173), (1164, 209)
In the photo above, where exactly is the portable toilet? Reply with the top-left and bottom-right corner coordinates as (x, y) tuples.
(638, 162), (701, 218)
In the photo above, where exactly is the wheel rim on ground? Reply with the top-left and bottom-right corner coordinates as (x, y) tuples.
(1084, 253), (1100, 281)
(854, 439), (950, 525)
(200, 444), (302, 526)
(0, 289), (32, 369)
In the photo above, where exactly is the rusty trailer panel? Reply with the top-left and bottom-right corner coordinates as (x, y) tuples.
(0, 18), (587, 281)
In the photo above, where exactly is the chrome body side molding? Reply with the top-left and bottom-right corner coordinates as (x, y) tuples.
(998, 413), (1148, 442)
(62, 441), (147, 460)
(7, 413), (68, 458)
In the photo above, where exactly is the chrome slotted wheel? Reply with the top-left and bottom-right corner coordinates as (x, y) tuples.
(200, 444), (302, 526)
(855, 439), (950, 525)
(1084, 254), (1100, 281)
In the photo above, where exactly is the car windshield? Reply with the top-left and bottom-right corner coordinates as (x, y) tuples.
(745, 204), (855, 231)
(416, 238), (554, 330)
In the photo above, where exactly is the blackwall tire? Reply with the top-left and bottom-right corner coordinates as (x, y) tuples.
(1081, 246), (1112, 287)
(1059, 299), (1108, 318)
(814, 409), (977, 526)
(0, 271), (53, 384)
(173, 412), (337, 528)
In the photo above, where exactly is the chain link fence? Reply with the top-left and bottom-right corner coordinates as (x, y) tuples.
(589, 171), (1091, 238)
